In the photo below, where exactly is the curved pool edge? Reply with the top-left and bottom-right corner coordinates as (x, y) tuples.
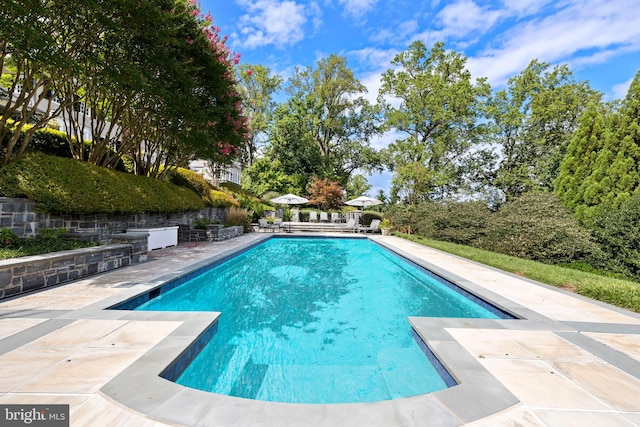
(100, 310), (521, 427)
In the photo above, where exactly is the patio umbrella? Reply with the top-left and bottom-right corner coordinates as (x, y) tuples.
(270, 194), (309, 205)
(270, 194), (309, 230)
(345, 195), (383, 209)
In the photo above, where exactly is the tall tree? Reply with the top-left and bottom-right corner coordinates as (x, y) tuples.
(236, 64), (282, 167)
(554, 101), (612, 222)
(345, 174), (371, 198)
(285, 55), (382, 186)
(580, 70), (640, 213)
(378, 40), (491, 202)
(0, 0), (92, 164)
(488, 60), (600, 200)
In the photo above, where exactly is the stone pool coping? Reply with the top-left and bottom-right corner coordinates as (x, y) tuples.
(1, 233), (640, 426)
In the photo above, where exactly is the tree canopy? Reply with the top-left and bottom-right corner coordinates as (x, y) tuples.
(378, 41), (491, 203)
(487, 60), (600, 200)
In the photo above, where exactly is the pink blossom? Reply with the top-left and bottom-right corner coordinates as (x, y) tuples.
(186, 39), (193, 45)
(246, 69), (253, 76)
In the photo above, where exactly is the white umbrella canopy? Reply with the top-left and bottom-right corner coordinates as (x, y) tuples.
(345, 195), (383, 209)
(270, 193), (309, 205)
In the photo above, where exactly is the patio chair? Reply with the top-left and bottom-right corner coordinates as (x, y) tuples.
(320, 212), (329, 222)
(309, 211), (318, 222)
(342, 218), (358, 232)
(359, 219), (381, 234)
(331, 212), (341, 223)
(258, 219), (273, 232)
(273, 219), (284, 232)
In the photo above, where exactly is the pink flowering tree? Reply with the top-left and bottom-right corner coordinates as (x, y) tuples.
(125, 0), (249, 178)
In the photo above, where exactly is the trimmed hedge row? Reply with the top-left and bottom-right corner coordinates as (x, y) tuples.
(386, 193), (601, 265)
(168, 168), (239, 208)
(0, 153), (204, 214)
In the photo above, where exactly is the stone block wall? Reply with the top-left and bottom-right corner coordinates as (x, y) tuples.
(0, 237), (148, 299)
(0, 197), (227, 240)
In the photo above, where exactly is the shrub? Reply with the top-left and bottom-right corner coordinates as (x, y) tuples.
(27, 127), (72, 158)
(361, 211), (383, 226)
(193, 218), (212, 229)
(482, 193), (601, 264)
(0, 228), (19, 247)
(225, 206), (251, 231)
(0, 153), (204, 213)
(589, 194), (640, 279)
(168, 167), (212, 199)
(208, 189), (240, 208)
(412, 201), (492, 246)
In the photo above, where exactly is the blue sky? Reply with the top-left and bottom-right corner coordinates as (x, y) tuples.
(200, 0), (640, 196)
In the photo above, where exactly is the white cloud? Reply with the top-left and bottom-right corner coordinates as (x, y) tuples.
(235, 0), (322, 48)
(612, 76), (634, 100)
(466, 0), (640, 87)
(436, 0), (503, 38)
(338, 0), (379, 18)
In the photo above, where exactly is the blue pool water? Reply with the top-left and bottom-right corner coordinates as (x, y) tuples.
(134, 237), (504, 403)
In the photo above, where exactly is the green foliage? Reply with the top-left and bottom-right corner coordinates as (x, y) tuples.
(242, 157), (308, 197)
(589, 193), (640, 279)
(411, 201), (492, 246)
(484, 193), (600, 264)
(193, 218), (212, 229)
(386, 193), (599, 265)
(168, 168), (213, 200)
(235, 64), (283, 166)
(489, 60), (600, 200)
(345, 174), (371, 199)
(269, 55), (381, 188)
(0, 153), (204, 213)
(379, 41), (492, 202)
(361, 211), (383, 226)
(0, 228), (19, 247)
(0, 230), (95, 260)
(554, 101), (611, 222)
(26, 127), (72, 158)
(577, 281), (640, 313)
(575, 71), (640, 217)
(208, 190), (240, 208)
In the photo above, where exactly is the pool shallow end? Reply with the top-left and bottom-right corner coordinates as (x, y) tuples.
(101, 310), (520, 427)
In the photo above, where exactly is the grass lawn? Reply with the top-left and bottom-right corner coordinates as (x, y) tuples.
(396, 233), (640, 314)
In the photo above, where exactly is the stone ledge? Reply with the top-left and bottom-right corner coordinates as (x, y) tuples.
(0, 243), (147, 300)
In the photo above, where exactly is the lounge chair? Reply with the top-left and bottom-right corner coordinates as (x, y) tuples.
(320, 212), (329, 222)
(309, 211), (318, 222)
(258, 219), (273, 232)
(273, 219), (284, 232)
(359, 219), (381, 234)
(331, 212), (341, 223)
(342, 218), (358, 232)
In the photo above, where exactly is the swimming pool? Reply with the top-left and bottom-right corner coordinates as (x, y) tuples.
(122, 237), (512, 403)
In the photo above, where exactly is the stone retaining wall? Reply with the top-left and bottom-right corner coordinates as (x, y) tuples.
(0, 236), (148, 300)
(0, 197), (227, 241)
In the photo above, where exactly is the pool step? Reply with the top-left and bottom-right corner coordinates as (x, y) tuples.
(229, 356), (269, 399)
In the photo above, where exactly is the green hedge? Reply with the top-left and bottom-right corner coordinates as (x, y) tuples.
(386, 193), (600, 265)
(0, 153), (204, 213)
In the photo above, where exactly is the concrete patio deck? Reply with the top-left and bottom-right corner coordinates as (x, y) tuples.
(1, 233), (639, 426)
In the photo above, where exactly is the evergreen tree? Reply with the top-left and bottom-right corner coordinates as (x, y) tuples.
(581, 71), (640, 218)
(554, 101), (610, 221)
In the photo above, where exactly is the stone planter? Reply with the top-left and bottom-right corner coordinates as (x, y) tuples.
(381, 228), (391, 236)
